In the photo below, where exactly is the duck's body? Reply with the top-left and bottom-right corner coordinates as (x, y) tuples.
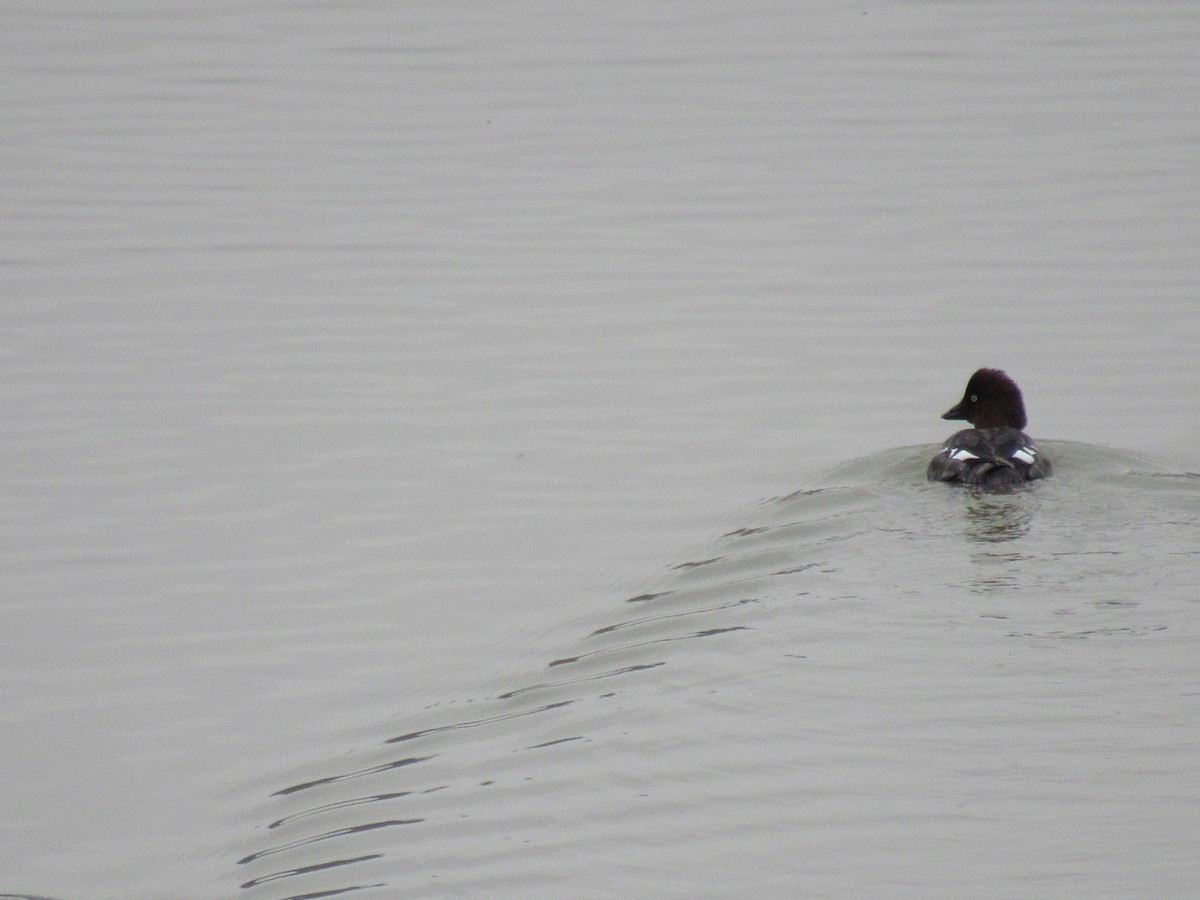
(928, 425), (1051, 488)
(928, 369), (1052, 489)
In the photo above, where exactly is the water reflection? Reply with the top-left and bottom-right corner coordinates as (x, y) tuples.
(962, 491), (1034, 544)
(954, 483), (1036, 597)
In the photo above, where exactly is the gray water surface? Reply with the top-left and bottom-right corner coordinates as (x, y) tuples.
(3, 1), (1199, 898)
(233, 445), (1200, 898)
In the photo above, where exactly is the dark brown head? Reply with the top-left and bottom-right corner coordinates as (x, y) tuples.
(941, 368), (1028, 430)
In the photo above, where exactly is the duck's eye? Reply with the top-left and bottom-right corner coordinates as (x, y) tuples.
(969, 394), (978, 403)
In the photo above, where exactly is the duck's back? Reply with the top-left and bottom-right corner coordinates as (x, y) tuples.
(927, 427), (1052, 488)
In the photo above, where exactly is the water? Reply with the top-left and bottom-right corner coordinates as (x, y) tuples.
(2, 1), (1199, 898)
(232, 444), (1200, 899)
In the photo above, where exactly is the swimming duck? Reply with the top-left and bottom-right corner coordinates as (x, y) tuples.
(928, 368), (1052, 489)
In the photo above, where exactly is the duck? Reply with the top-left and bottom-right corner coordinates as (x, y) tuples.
(927, 368), (1052, 489)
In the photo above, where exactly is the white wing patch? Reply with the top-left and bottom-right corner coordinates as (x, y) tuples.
(1011, 447), (1037, 465)
(949, 448), (979, 461)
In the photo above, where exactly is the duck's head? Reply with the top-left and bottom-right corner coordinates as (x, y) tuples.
(941, 368), (1029, 430)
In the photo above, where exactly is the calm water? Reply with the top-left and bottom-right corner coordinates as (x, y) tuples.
(3, 2), (1199, 898)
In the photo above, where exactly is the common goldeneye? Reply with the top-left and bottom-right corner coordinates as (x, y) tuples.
(927, 368), (1052, 489)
